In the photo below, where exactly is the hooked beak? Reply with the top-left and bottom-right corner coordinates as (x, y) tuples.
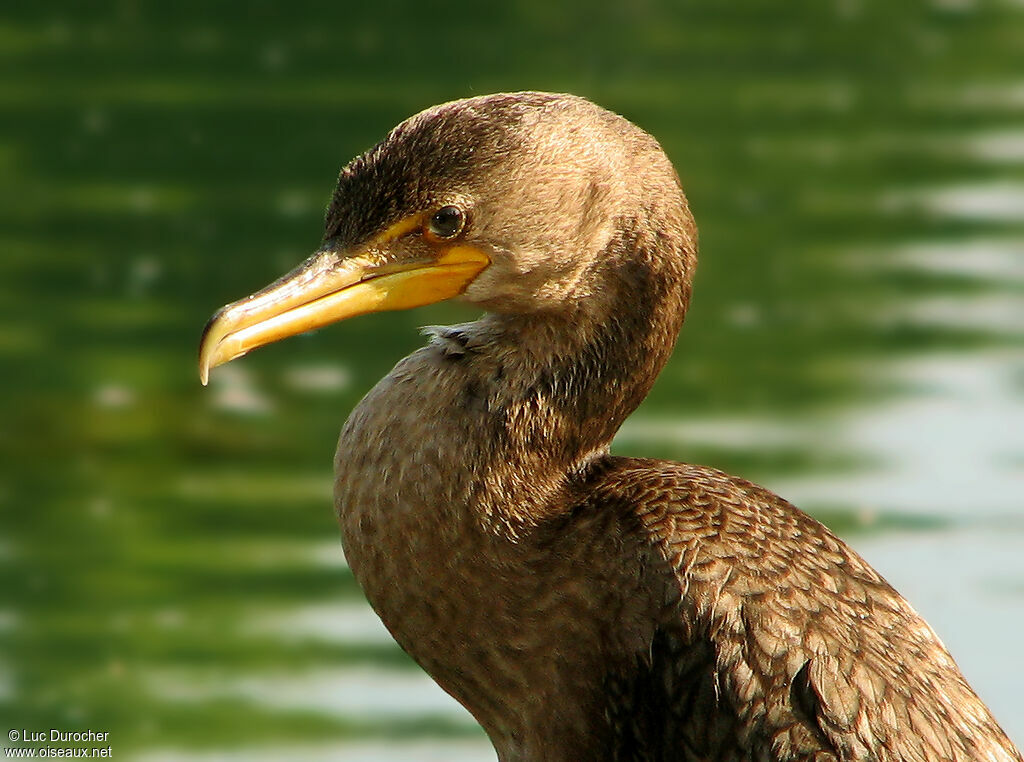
(198, 244), (489, 385)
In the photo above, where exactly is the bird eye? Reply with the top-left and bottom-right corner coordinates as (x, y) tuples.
(426, 205), (466, 240)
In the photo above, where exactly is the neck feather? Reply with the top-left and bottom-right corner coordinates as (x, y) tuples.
(333, 229), (693, 755)
(460, 230), (691, 522)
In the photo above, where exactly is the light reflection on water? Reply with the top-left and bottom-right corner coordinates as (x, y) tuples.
(770, 351), (1024, 517)
(621, 349), (1024, 518)
(247, 602), (394, 645)
(887, 181), (1024, 222)
(147, 666), (471, 722)
(137, 739), (494, 762)
(874, 239), (1024, 281)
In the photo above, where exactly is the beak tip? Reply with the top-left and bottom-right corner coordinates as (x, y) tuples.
(199, 308), (229, 387)
(198, 334), (214, 387)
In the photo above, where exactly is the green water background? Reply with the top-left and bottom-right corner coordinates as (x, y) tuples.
(2, 2), (1023, 759)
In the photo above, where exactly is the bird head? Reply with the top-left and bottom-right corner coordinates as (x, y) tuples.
(199, 92), (692, 384)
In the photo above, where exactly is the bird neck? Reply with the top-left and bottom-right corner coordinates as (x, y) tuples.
(337, 229), (692, 536)
(467, 245), (690, 524)
(334, 232), (692, 756)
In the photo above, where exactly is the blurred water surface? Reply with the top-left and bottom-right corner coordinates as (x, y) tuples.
(2, 2), (1023, 759)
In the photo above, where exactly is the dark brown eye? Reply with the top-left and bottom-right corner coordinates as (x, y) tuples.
(427, 205), (466, 239)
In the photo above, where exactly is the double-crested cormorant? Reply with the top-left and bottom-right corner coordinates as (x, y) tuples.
(198, 92), (1021, 761)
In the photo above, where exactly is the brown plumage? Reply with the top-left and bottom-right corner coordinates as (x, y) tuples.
(198, 92), (1022, 761)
